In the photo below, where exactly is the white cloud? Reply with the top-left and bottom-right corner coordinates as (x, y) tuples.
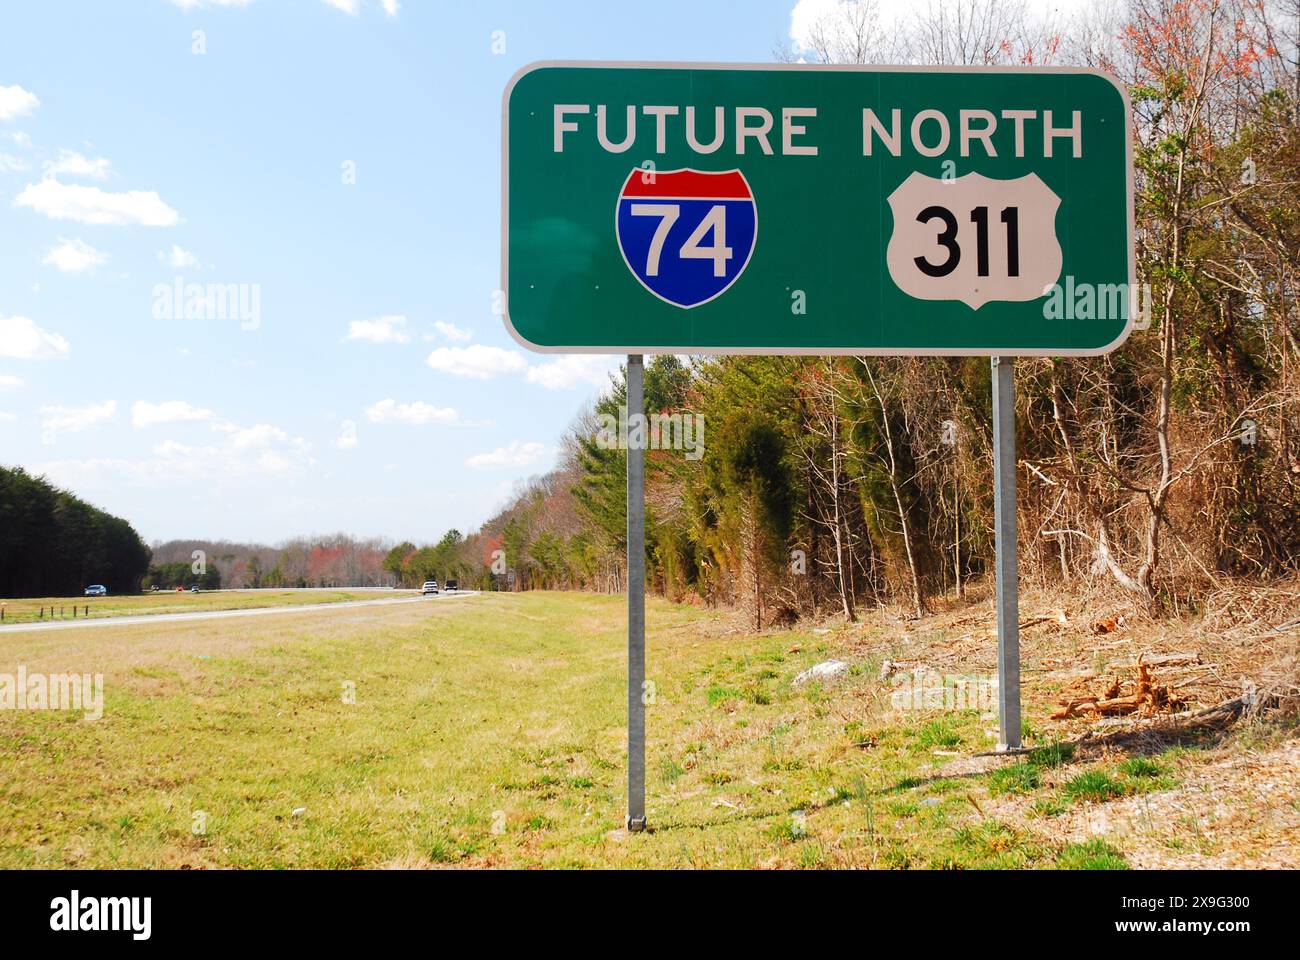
(6, 131), (32, 148)
(525, 354), (619, 390)
(158, 244), (199, 269)
(0, 153), (29, 172)
(40, 446), (295, 486)
(433, 320), (472, 342)
(345, 314), (409, 344)
(466, 440), (553, 469)
(42, 237), (108, 273)
(151, 439), (199, 457)
(364, 398), (458, 426)
(48, 149), (110, 180)
(335, 419), (358, 450)
(0, 85), (38, 122)
(0, 315), (70, 359)
(39, 400), (115, 433)
(131, 399), (214, 428)
(14, 179), (179, 226)
(789, 0), (841, 51)
(40, 408), (313, 486)
(427, 344), (526, 379)
(0, 375), (23, 391)
(227, 422), (292, 449)
(322, 0), (361, 12)
(0, 411), (16, 423)
(380, 0), (400, 15)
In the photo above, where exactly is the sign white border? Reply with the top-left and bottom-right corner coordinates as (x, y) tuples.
(501, 60), (1136, 357)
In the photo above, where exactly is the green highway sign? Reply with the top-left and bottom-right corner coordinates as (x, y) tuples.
(502, 61), (1134, 356)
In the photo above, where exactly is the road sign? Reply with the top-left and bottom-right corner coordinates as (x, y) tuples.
(503, 61), (1134, 356)
(616, 169), (758, 309)
(502, 60), (1139, 829)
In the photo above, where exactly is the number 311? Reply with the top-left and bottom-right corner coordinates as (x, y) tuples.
(914, 205), (1020, 279)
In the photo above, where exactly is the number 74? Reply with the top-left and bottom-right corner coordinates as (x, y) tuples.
(630, 203), (733, 278)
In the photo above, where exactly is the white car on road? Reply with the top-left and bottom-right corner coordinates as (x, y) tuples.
(421, 580), (439, 595)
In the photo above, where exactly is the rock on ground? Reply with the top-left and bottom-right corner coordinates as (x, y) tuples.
(793, 660), (849, 686)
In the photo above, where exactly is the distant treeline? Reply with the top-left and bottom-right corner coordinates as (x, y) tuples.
(381, 530), (493, 588)
(0, 466), (152, 597)
(150, 535), (395, 589)
(142, 561), (222, 591)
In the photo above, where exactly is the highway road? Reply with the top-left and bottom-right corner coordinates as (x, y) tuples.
(0, 591), (479, 633)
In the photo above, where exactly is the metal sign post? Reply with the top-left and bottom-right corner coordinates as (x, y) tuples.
(991, 356), (1021, 750)
(625, 354), (647, 831)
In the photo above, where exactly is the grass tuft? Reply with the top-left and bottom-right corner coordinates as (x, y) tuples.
(1027, 741), (1076, 769)
(1118, 756), (1163, 779)
(987, 762), (1041, 797)
(1056, 838), (1128, 870)
(1063, 770), (1124, 804)
(915, 718), (962, 750)
(706, 686), (742, 707)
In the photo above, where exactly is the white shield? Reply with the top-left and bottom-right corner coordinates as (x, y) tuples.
(886, 172), (1062, 310)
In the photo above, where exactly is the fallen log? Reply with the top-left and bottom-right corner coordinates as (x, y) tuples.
(1051, 696), (1098, 719)
(1050, 654), (1186, 720)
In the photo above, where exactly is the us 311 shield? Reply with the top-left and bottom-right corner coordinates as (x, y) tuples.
(615, 168), (757, 309)
(886, 172), (1062, 310)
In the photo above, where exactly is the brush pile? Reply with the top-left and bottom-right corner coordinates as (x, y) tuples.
(1051, 654), (1188, 720)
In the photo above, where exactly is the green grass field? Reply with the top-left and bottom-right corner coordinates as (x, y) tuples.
(0, 588), (402, 624)
(6, 590), (1276, 868)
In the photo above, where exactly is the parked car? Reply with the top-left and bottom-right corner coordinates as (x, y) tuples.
(421, 580), (439, 595)
(190, 586), (200, 593)
(445, 579), (459, 592)
(84, 584), (107, 597)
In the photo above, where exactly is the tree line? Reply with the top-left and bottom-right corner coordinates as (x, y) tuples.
(0, 465), (151, 597)
(142, 561), (223, 591)
(149, 535), (395, 589)
(381, 530), (483, 587)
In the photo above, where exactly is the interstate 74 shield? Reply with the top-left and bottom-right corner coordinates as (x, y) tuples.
(615, 168), (757, 309)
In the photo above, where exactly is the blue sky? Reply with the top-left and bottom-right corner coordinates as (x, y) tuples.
(0, 0), (801, 545)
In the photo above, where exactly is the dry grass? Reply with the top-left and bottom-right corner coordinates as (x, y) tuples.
(0, 585), (1293, 869)
(813, 577), (1299, 868)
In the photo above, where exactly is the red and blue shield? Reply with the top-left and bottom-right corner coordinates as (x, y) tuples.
(615, 168), (757, 309)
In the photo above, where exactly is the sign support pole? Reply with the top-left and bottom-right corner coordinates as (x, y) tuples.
(626, 354), (647, 831)
(991, 356), (1022, 750)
